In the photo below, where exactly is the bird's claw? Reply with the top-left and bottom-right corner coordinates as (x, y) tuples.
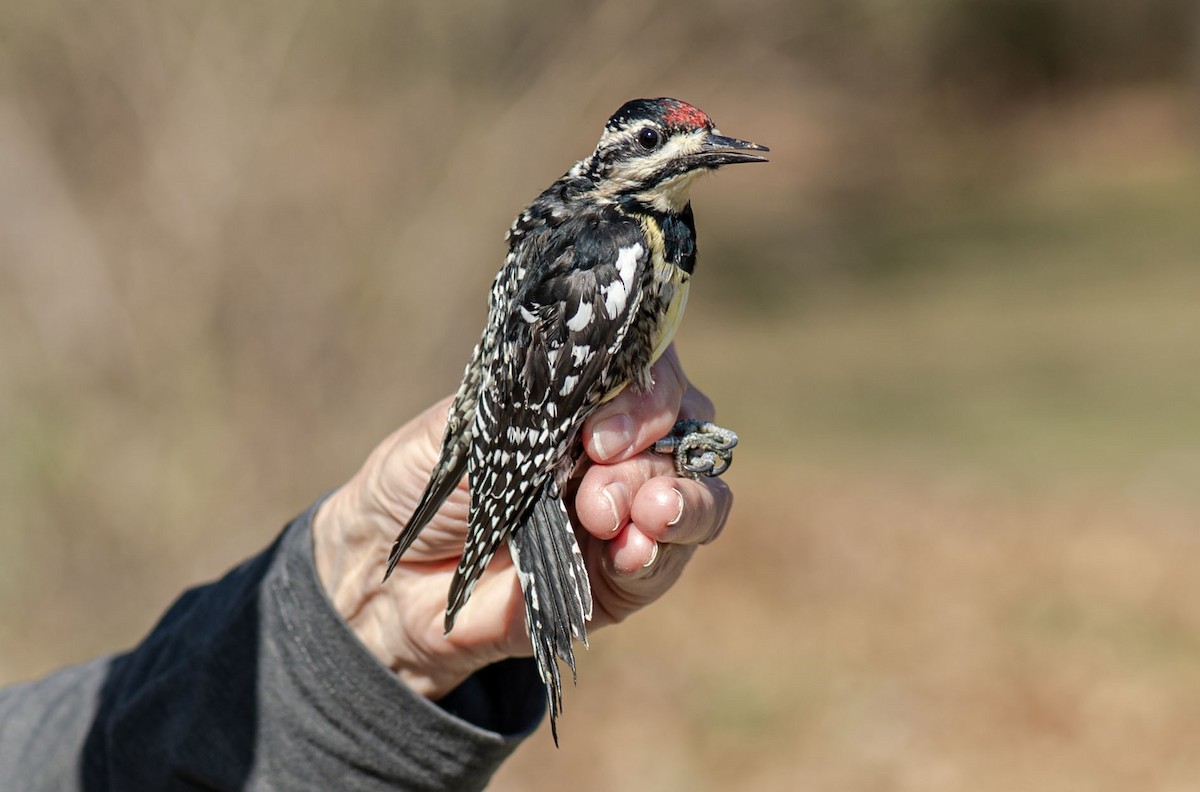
(652, 420), (738, 479)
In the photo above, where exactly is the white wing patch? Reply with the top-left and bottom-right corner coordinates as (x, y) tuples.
(601, 281), (626, 319)
(566, 302), (593, 332)
(617, 243), (642, 283)
(600, 243), (643, 319)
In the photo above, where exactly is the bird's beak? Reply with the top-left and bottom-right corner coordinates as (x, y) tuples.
(697, 132), (770, 167)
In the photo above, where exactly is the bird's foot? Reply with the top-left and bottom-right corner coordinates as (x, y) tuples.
(651, 420), (738, 479)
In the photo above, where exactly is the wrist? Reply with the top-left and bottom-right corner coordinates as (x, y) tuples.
(312, 485), (488, 700)
(313, 486), (378, 626)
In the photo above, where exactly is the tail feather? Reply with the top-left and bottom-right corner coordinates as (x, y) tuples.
(383, 450), (468, 580)
(506, 484), (593, 744)
(383, 351), (482, 581)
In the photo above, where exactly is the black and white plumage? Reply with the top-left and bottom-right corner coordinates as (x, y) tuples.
(384, 98), (767, 741)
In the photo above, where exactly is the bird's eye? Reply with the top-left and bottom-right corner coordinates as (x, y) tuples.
(637, 127), (662, 150)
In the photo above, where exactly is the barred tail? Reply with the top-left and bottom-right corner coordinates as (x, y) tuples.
(383, 350), (482, 581)
(505, 484), (593, 745)
(383, 450), (468, 580)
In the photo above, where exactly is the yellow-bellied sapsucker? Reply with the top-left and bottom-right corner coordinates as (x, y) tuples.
(384, 98), (767, 741)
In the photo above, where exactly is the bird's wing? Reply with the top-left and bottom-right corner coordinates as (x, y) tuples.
(444, 211), (650, 628)
(384, 239), (547, 578)
(384, 341), (484, 579)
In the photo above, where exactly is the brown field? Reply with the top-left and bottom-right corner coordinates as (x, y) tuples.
(3, 3), (1199, 789)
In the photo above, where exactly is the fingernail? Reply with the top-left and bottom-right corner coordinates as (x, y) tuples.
(666, 487), (685, 527)
(591, 413), (634, 461)
(643, 541), (659, 569)
(601, 482), (629, 534)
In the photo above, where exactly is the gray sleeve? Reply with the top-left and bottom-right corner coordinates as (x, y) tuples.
(0, 500), (546, 791)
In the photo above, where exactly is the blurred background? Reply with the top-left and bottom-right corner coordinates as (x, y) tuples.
(2, 1), (1200, 788)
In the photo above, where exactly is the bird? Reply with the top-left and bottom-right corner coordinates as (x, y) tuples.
(383, 97), (767, 741)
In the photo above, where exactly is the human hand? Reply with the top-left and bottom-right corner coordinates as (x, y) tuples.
(313, 345), (733, 700)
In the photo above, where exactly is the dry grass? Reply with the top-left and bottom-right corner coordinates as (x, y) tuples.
(2, 3), (1200, 788)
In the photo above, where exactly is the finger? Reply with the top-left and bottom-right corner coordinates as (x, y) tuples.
(629, 475), (733, 547)
(582, 346), (688, 464)
(607, 523), (658, 575)
(605, 522), (698, 576)
(573, 450), (678, 539)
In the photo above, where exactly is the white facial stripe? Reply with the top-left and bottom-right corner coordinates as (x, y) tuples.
(635, 170), (703, 213)
(589, 129), (709, 210)
(618, 128), (705, 184)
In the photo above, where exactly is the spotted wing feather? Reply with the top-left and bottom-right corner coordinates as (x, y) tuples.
(444, 210), (650, 630)
(383, 346), (482, 578)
